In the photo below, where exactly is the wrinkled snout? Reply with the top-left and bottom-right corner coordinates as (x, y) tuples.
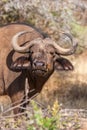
(31, 60), (48, 77)
(32, 60), (46, 70)
(33, 61), (45, 68)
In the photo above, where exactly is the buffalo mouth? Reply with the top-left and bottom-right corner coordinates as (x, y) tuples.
(32, 69), (47, 77)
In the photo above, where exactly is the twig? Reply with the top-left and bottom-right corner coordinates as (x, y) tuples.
(0, 111), (27, 120)
(1, 93), (39, 116)
(33, 99), (47, 109)
(9, 88), (35, 107)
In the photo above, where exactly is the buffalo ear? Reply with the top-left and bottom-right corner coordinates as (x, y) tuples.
(10, 57), (30, 70)
(54, 57), (74, 71)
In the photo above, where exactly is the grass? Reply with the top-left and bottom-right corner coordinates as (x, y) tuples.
(0, 98), (84, 130)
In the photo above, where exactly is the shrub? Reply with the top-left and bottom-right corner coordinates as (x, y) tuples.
(27, 100), (61, 130)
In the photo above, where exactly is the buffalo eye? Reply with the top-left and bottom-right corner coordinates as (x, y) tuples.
(29, 50), (33, 54)
(50, 51), (55, 57)
(50, 52), (54, 55)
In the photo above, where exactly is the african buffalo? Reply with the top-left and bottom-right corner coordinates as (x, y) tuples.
(0, 23), (77, 114)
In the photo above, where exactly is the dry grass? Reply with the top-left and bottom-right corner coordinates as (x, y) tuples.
(0, 96), (87, 130)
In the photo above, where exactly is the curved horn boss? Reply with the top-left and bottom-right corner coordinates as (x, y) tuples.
(11, 31), (78, 55)
(44, 33), (78, 55)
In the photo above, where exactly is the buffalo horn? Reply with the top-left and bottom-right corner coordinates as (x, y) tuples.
(45, 33), (78, 55)
(11, 31), (33, 53)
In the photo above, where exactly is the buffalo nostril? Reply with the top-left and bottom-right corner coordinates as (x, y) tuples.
(34, 61), (45, 67)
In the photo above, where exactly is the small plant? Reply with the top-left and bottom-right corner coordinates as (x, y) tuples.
(27, 100), (81, 130)
(27, 100), (61, 130)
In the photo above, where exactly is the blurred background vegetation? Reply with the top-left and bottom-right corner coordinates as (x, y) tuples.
(0, 0), (87, 53)
(0, 1), (87, 129)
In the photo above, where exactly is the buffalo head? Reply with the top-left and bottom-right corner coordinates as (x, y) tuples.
(11, 31), (77, 77)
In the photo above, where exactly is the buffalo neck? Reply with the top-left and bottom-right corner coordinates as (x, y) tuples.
(25, 70), (53, 97)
